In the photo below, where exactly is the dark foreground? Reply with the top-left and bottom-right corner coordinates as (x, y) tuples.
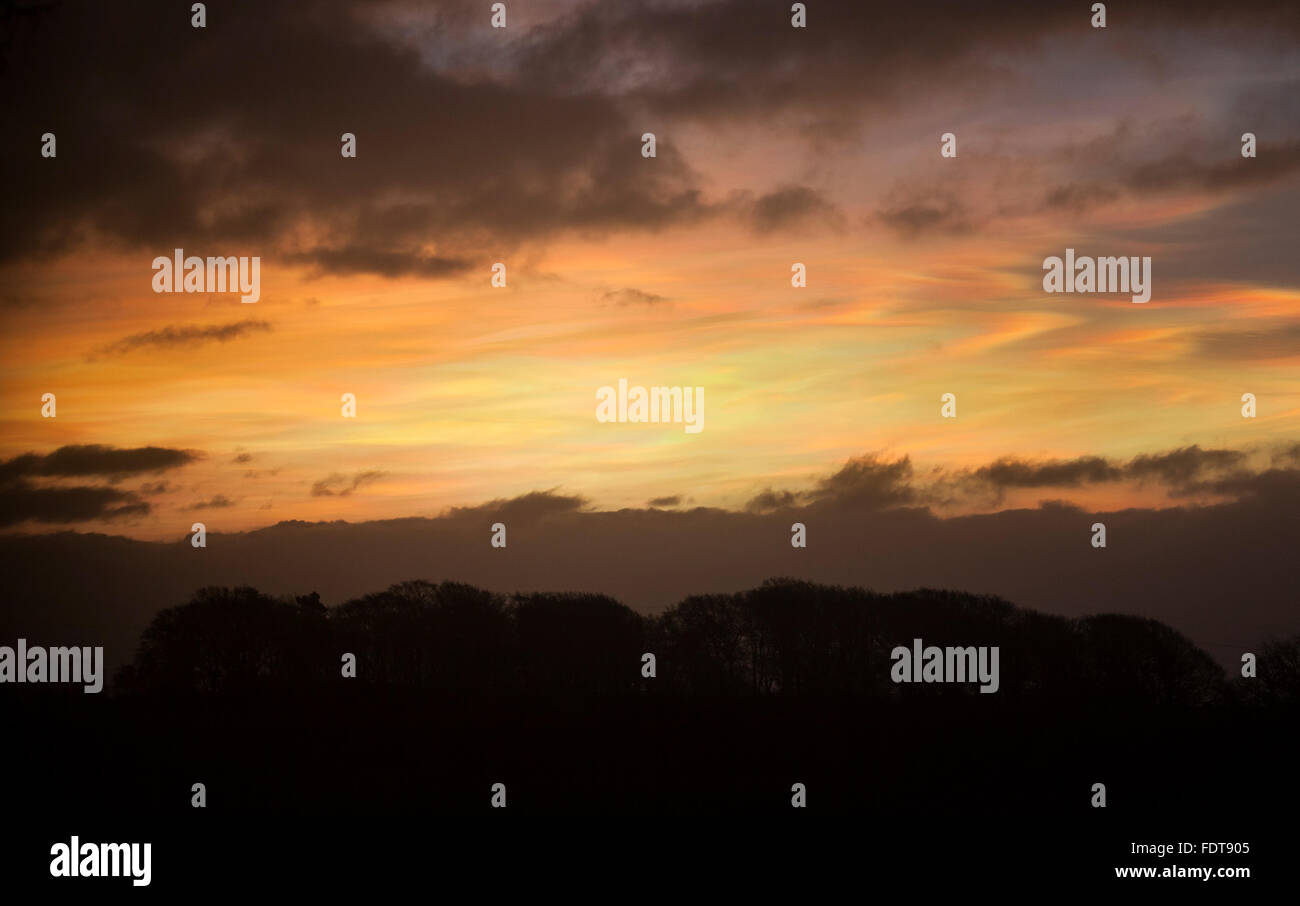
(2, 689), (1294, 891)
(2, 579), (1295, 890)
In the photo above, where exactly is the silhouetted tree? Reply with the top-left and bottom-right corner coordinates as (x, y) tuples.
(655, 593), (749, 694)
(1074, 614), (1225, 705)
(1246, 632), (1300, 705)
(511, 592), (645, 695)
(331, 580), (511, 690)
(118, 586), (323, 697)
(113, 578), (1246, 708)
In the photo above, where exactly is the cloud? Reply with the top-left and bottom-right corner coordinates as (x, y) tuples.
(0, 481), (149, 527)
(93, 320), (272, 358)
(648, 495), (681, 507)
(501, 0), (1299, 147)
(745, 445), (1269, 515)
(1272, 443), (1300, 467)
(747, 186), (840, 233)
(972, 456), (1123, 489)
(0, 444), (203, 527)
(1042, 182), (1121, 214)
(286, 248), (474, 279)
(603, 288), (667, 307)
(1173, 468), (1300, 500)
(1125, 141), (1300, 195)
(0, 0), (723, 277)
(1113, 183), (1300, 288)
(875, 194), (974, 239)
(1125, 446), (1248, 485)
(745, 488), (800, 513)
(187, 495), (236, 510)
(1193, 321), (1300, 361)
(4, 0), (1297, 281)
(509, 1), (1069, 120)
(747, 454), (916, 512)
(807, 454), (917, 507)
(868, 118), (1300, 248)
(958, 446), (1248, 495)
(0, 445), (200, 481)
(443, 489), (586, 523)
(310, 471), (388, 497)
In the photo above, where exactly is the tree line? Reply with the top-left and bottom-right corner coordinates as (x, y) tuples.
(113, 577), (1299, 704)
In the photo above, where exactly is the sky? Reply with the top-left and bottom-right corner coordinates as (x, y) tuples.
(2, 0), (1299, 540)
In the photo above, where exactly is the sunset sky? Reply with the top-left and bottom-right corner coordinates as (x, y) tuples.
(3, 0), (1299, 540)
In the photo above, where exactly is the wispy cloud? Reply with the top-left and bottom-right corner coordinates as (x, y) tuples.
(186, 495), (236, 511)
(310, 471), (388, 497)
(92, 320), (272, 358)
(602, 288), (668, 307)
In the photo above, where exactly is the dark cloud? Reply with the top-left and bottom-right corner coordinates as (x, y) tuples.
(808, 454), (917, 507)
(0, 444), (197, 527)
(1173, 467), (1300, 500)
(310, 471), (388, 498)
(138, 481), (173, 495)
(1126, 141), (1300, 195)
(973, 456), (1123, 489)
(747, 185), (840, 233)
(505, 1), (1117, 120)
(1193, 320), (1300, 360)
(0, 0), (719, 276)
(648, 495), (681, 507)
(0, 445), (199, 481)
(0, 481), (149, 527)
(1126, 446), (1247, 485)
(506, 0), (1298, 154)
(285, 248), (474, 279)
(1272, 443), (1300, 467)
(746, 454), (915, 512)
(860, 95), (1300, 244)
(1113, 184), (1300, 288)
(187, 495), (236, 510)
(878, 134), (1300, 246)
(1231, 78), (1300, 126)
(232, 453), (254, 464)
(1012, 118), (1300, 230)
(92, 320), (273, 358)
(875, 195), (974, 239)
(745, 488), (800, 514)
(1042, 182), (1121, 214)
(962, 447), (1247, 493)
(4, 0), (1296, 278)
(443, 489), (586, 523)
(748, 445), (1267, 514)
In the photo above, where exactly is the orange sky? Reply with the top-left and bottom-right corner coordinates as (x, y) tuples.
(2, 0), (1298, 539)
(4, 218), (1297, 540)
